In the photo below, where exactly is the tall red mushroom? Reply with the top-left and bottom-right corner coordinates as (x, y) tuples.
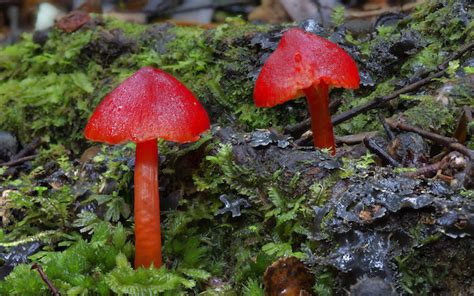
(254, 28), (360, 154)
(84, 66), (210, 268)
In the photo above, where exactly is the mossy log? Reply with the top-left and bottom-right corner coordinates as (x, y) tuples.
(0, 0), (472, 151)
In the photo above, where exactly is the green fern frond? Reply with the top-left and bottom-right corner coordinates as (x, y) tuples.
(106, 260), (195, 295)
(242, 278), (264, 296)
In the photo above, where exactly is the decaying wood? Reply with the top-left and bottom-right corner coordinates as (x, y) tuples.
(386, 120), (474, 159)
(336, 131), (379, 144)
(0, 138), (41, 170)
(11, 137), (41, 160)
(363, 137), (401, 167)
(0, 155), (36, 167)
(406, 151), (460, 178)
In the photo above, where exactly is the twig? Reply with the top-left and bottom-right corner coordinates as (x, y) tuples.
(294, 131), (312, 146)
(295, 131), (378, 146)
(31, 264), (60, 296)
(386, 121), (474, 159)
(363, 137), (401, 167)
(12, 137), (41, 160)
(336, 131), (379, 144)
(379, 114), (395, 140)
(0, 155), (36, 167)
(285, 118), (310, 137)
(284, 41), (474, 135)
(405, 153), (452, 178)
(331, 69), (447, 125)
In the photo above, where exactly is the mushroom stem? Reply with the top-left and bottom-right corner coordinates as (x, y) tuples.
(303, 83), (336, 155)
(134, 139), (162, 268)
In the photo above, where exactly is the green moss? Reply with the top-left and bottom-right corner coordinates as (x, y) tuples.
(337, 0), (472, 135)
(410, 0), (472, 45)
(0, 1), (472, 294)
(402, 95), (456, 134)
(313, 269), (336, 296)
(0, 0), (471, 147)
(0, 72), (93, 148)
(336, 81), (395, 135)
(400, 43), (444, 76)
(0, 17), (290, 147)
(396, 249), (448, 295)
(105, 17), (147, 36)
(193, 143), (257, 197)
(331, 6), (346, 27)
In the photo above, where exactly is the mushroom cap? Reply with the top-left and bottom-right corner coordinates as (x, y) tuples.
(254, 28), (360, 107)
(85, 67), (210, 144)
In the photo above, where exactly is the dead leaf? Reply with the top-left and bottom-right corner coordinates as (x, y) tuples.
(79, 145), (101, 163)
(56, 10), (91, 33)
(263, 257), (314, 296)
(0, 190), (16, 226)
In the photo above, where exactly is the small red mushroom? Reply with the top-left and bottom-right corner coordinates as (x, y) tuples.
(84, 66), (210, 268)
(254, 28), (360, 154)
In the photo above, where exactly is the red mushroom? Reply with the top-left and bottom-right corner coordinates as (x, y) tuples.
(254, 28), (360, 154)
(84, 66), (210, 268)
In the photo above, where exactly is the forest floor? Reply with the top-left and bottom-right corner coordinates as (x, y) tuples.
(0, 0), (473, 295)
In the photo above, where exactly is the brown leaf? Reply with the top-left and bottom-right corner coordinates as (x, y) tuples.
(79, 145), (101, 163)
(453, 107), (473, 144)
(359, 205), (383, 223)
(0, 190), (15, 226)
(56, 10), (91, 33)
(263, 257), (314, 296)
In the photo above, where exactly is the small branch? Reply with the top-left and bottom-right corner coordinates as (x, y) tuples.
(294, 131), (379, 146)
(332, 41), (474, 125)
(0, 155), (36, 167)
(285, 118), (310, 137)
(406, 153), (452, 178)
(12, 137), (42, 160)
(363, 137), (401, 167)
(331, 69), (446, 125)
(31, 264), (60, 296)
(386, 120), (474, 159)
(336, 131), (379, 144)
(438, 42), (474, 71)
(0, 230), (60, 247)
(379, 113), (395, 140)
(294, 131), (313, 146)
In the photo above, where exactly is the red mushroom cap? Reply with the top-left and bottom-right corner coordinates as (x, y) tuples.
(85, 66), (210, 144)
(254, 28), (360, 107)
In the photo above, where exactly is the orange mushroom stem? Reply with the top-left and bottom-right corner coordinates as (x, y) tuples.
(134, 140), (161, 267)
(303, 83), (335, 154)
